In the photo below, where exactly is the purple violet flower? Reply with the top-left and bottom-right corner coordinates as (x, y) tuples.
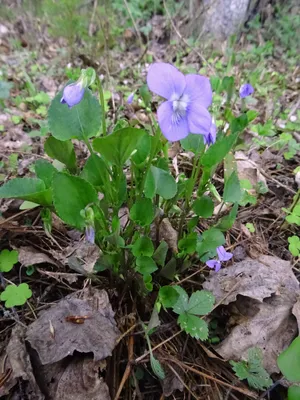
(216, 246), (233, 262)
(127, 92), (134, 104)
(61, 81), (85, 108)
(147, 63), (213, 141)
(85, 225), (95, 244)
(204, 122), (217, 146)
(239, 83), (254, 99)
(206, 260), (221, 272)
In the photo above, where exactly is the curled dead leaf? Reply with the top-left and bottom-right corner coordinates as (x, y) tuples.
(26, 288), (120, 365)
(203, 255), (299, 374)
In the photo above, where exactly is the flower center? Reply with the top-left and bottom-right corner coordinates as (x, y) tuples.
(171, 94), (189, 124)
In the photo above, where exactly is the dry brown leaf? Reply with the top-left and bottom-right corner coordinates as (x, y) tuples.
(0, 326), (44, 399)
(67, 242), (100, 274)
(203, 255), (299, 304)
(235, 150), (267, 189)
(203, 256), (299, 374)
(162, 364), (184, 397)
(37, 268), (80, 284)
(17, 246), (60, 267)
(32, 356), (110, 400)
(26, 288), (120, 365)
(292, 298), (300, 331)
(159, 218), (178, 254)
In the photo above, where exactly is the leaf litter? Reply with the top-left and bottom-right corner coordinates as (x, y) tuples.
(0, 288), (119, 399)
(203, 255), (299, 373)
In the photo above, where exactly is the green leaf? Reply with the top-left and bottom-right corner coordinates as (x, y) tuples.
(159, 286), (180, 308)
(186, 290), (215, 315)
(230, 114), (248, 135)
(132, 133), (151, 165)
(196, 228), (225, 260)
(132, 236), (154, 257)
(178, 313), (209, 340)
(34, 159), (57, 189)
(288, 236), (300, 257)
(136, 256), (158, 275)
(215, 203), (238, 231)
(192, 196), (214, 217)
(246, 222), (255, 233)
(172, 286), (189, 314)
(52, 173), (98, 229)
(288, 386), (300, 400)
(144, 166), (177, 200)
(80, 154), (109, 188)
(201, 132), (239, 168)
(247, 110), (259, 123)
(0, 178), (52, 206)
(153, 241), (168, 267)
(130, 198), (154, 226)
(223, 171), (241, 203)
(278, 337), (300, 382)
(44, 136), (77, 173)
(48, 86), (101, 140)
(178, 232), (197, 255)
(0, 249), (19, 273)
(231, 347), (272, 390)
(0, 283), (32, 307)
(93, 128), (145, 166)
(150, 354), (165, 380)
(181, 134), (205, 154)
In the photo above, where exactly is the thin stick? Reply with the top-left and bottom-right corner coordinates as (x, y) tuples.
(163, 0), (215, 74)
(123, 0), (144, 51)
(114, 334), (134, 400)
(135, 330), (182, 363)
(170, 358), (258, 399)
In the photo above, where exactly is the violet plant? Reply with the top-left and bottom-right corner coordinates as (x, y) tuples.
(0, 63), (255, 363)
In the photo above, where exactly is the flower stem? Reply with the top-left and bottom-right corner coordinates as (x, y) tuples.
(96, 75), (107, 136)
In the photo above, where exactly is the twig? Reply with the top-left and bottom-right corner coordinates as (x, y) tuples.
(135, 330), (182, 363)
(163, 0), (215, 74)
(88, 0), (98, 37)
(169, 358), (258, 399)
(114, 333), (134, 400)
(123, 0), (144, 51)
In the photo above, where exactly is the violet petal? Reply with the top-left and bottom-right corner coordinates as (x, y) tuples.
(216, 246), (233, 262)
(147, 63), (186, 100)
(187, 102), (212, 135)
(184, 74), (213, 108)
(157, 101), (190, 141)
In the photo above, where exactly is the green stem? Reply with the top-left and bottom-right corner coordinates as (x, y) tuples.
(96, 75), (107, 136)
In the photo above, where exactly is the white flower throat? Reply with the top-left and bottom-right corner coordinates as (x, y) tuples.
(171, 93), (189, 123)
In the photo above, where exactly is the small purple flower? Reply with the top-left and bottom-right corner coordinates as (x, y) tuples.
(61, 81), (85, 108)
(85, 225), (95, 244)
(127, 92), (134, 104)
(204, 123), (217, 146)
(147, 63), (212, 141)
(206, 260), (221, 272)
(239, 83), (254, 99)
(216, 246), (233, 262)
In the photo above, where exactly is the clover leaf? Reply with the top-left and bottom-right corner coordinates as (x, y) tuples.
(0, 283), (32, 308)
(0, 249), (19, 273)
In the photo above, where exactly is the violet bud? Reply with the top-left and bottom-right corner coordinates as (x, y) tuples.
(127, 92), (134, 104)
(239, 83), (254, 98)
(204, 123), (217, 146)
(60, 81), (85, 108)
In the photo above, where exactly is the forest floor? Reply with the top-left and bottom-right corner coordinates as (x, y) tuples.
(0, 12), (299, 400)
